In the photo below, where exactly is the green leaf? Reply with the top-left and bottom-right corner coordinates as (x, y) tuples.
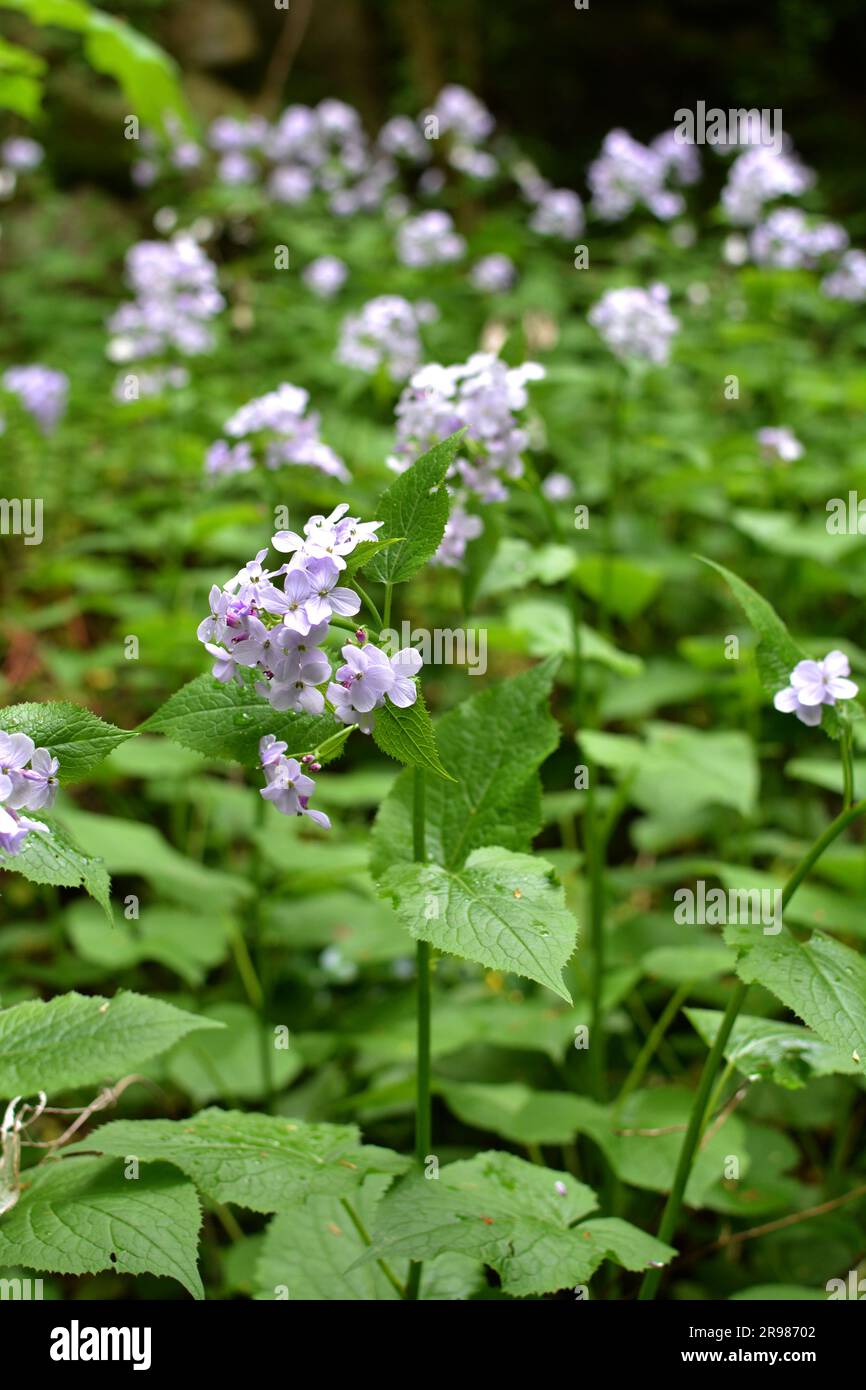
(59, 805), (250, 912)
(372, 689), (454, 780)
(162, 1002), (303, 1104)
(365, 431), (463, 584)
(380, 846), (578, 1002)
(439, 1080), (589, 1145)
(361, 1152), (675, 1297)
(0, 35), (45, 116)
(0, 990), (223, 1097)
(574, 555), (662, 620)
(140, 674), (334, 768)
(725, 927), (866, 1077)
(253, 1175), (483, 1301)
(0, 701), (134, 782)
(1, 0), (192, 135)
(0, 1156), (203, 1299)
(65, 901), (231, 988)
(340, 536), (402, 580)
(76, 1108), (409, 1213)
(372, 660), (559, 875)
(686, 1009), (861, 1089)
(3, 817), (113, 921)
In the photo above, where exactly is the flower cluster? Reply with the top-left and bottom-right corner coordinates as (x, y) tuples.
(757, 426), (803, 463)
(0, 731), (58, 857)
(106, 236), (224, 401)
(336, 295), (437, 382)
(588, 284), (680, 365)
(259, 736), (330, 829)
(205, 383), (348, 483)
(774, 652), (858, 727)
(198, 506), (425, 824)
(130, 116), (204, 188)
(1, 365), (69, 435)
(720, 146), (814, 225)
(529, 188), (585, 239)
(821, 249), (866, 303)
(587, 128), (699, 222)
(388, 353), (545, 564)
(430, 84), (495, 145)
(302, 255), (349, 299)
(395, 210), (466, 268)
(749, 208), (848, 269)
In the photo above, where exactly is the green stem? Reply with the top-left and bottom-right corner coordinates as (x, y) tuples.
(353, 580), (383, 630)
(406, 767), (431, 1301)
(841, 729), (855, 810)
(249, 792), (275, 1113)
(382, 582), (393, 632)
(639, 796), (866, 1300)
(614, 982), (692, 1116)
(339, 1197), (406, 1297)
(586, 774), (607, 1101)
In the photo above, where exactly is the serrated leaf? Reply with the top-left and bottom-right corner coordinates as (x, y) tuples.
(724, 928), (866, 1077)
(3, 818), (113, 922)
(340, 536), (402, 580)
(75, 1109), (409, 1213)
(0, 991), (223, 1097)
(0, 701), (134, 782)
(361, 1151), (675, 1297)
(686, 1009), (861, 1088)
(141, 674), (334, 767)
(0, 1156), (203, 1299)
(372, 690), (454, 780)
(366, 432), (463, 584)
(380, 846), (578, 1001)
(371, 660), (559, 875)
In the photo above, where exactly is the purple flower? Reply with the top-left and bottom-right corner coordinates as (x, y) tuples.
(396, 211), (466, 269)
(302, 256), (348, 299)
(774, 651), (859, 726)
(2, 365), (69, 434)
(205, 642), (242, 685)
(2, 137), (43, 171)
(757, 427), (803, 463)
(302, 557), (362, 624)
(265, 648), (332, 714)
(335, 644), (395, 712)
(470, 254), (517, 294)
(588, 284), (679, 365)
(387, 647), (423, 706)
(0, 806), (48, 857)
(0, 732), (35, 805)
(260, 752), (330, 830)
(14, 747), (59, 811)
(270, 569), (315, 635)
(0, 729), (55, 856)
(336, 295), (431, 382)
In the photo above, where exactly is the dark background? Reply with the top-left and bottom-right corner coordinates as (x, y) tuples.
(3, 0), (866, 208)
